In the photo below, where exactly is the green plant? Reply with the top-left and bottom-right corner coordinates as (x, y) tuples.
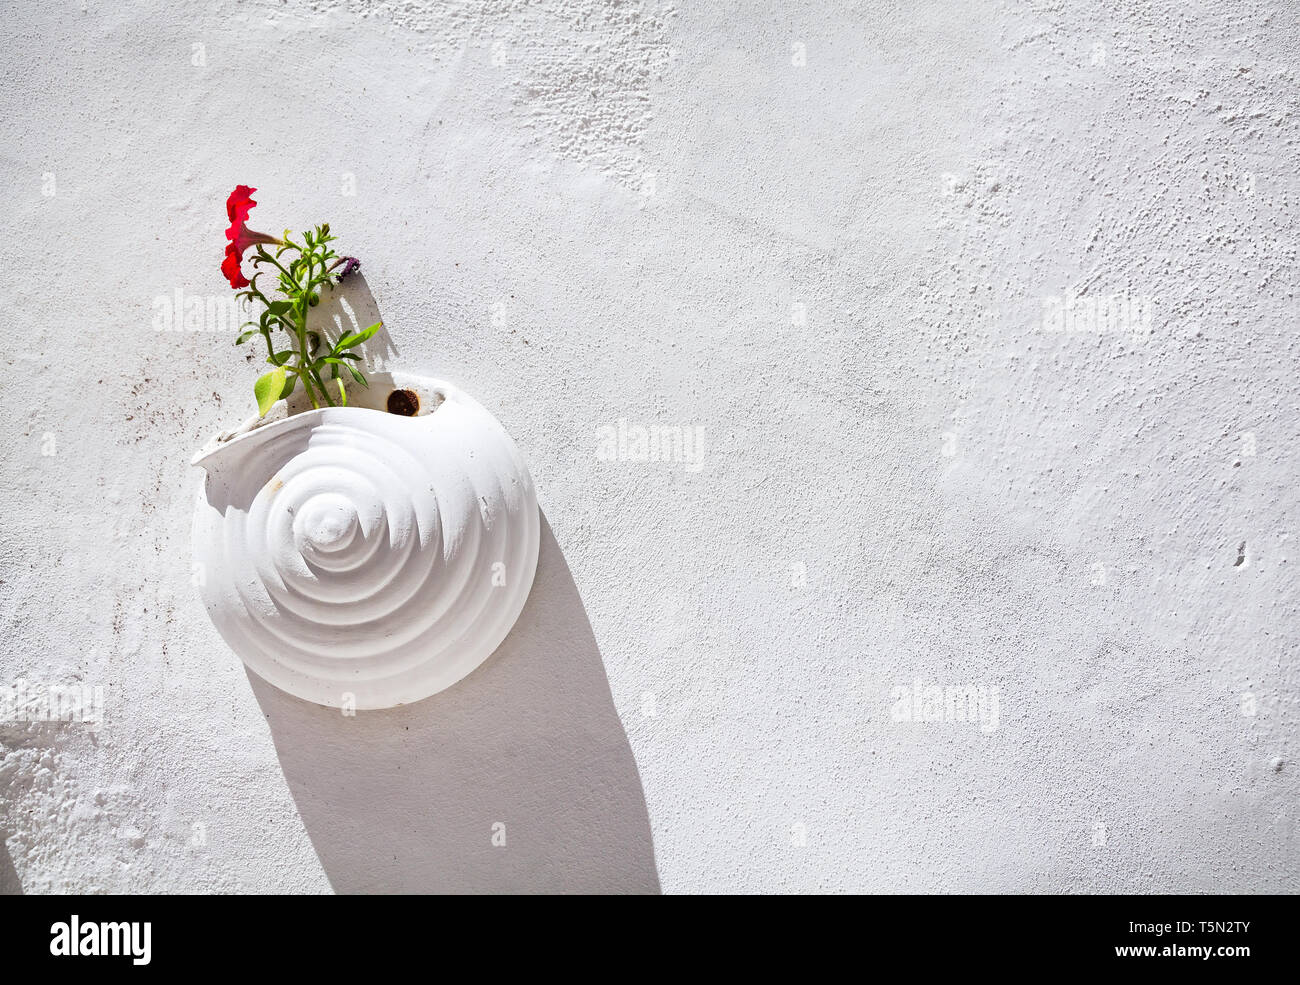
(223, 185), (380, 415)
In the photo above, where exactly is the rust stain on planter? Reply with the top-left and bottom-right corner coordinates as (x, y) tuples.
(387, 389), (419, 416)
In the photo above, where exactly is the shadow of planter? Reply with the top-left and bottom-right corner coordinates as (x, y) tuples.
(249, 514), (660, 894)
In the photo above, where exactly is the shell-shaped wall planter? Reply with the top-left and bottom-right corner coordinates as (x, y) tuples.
(192, 372), (539, 710)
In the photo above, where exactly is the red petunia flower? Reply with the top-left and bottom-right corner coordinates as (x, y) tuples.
(222, 185), (282, 289)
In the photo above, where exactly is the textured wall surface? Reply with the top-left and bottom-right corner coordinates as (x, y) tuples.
(1, 0), (1296, 894)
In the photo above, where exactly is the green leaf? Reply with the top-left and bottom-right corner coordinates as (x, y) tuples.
(335, 321), (382, 351)
(235, 328), (259, 345)
(336, 374), (347, 406)
(267, 350), (295, 366)
(266, 300), (293, 316)
(345, 364), (368, 387)
(254, 367), (287, 417)
(279, 373), (298, 401)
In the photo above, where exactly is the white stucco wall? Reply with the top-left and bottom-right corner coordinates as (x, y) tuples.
(1, 0), (1296, 893)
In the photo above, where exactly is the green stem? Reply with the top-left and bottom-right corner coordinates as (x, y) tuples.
(261, 245), (319, 409)
(311, 366), (334, 404)
(257, 251), (296, 285)
(296, 318), (321, 410)
(299, 250), (333, 408)
(299, 370), (320, 409)
(248, 234), (348, 412)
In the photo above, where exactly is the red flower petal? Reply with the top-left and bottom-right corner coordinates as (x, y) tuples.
(222, 185), (269, 289)
(222, 243), (249, 289)
(226, 185), (257, 225)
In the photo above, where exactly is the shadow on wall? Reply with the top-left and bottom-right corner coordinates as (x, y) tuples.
(0, 836), (21, 895)
(310, 272), (401, 371)
(249, 514), (661, 894)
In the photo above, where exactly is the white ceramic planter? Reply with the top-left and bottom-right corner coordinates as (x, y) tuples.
(191, 373), (539, 710)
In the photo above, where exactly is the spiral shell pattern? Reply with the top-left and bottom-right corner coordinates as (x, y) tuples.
(192, 379), (539, 709)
